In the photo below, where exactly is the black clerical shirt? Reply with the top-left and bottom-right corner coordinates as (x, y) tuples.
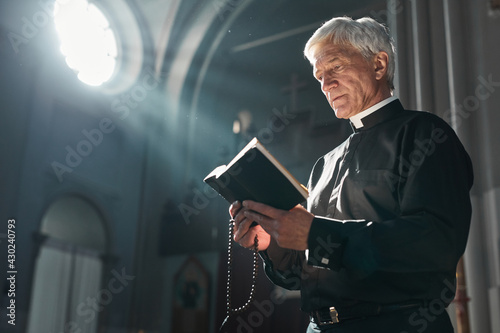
(261, 99), (473, 313)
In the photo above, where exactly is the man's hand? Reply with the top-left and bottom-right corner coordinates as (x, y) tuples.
(230, 201), (271, 251)
(236, 200), (314, 251)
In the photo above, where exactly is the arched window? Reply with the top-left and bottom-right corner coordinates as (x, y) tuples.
(27, 195), (108, 333)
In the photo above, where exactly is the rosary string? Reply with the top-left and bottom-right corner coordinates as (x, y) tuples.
(219, 218), (259, 332)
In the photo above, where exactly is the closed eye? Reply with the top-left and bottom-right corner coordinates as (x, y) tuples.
(314, 73), (323, 81)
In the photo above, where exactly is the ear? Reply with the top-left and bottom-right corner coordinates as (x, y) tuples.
(373, 51), (389, 81)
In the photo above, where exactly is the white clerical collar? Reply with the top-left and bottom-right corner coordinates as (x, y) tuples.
(350, 96), (398, 129)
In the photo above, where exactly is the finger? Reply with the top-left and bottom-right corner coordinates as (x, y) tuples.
(233, 207), (249, 230)
(229, 201), (241, 218)
(243, 208), (275, 225)
(238, 230), (258, 248)
(237, 225), (264, 248)
(243, 210), (277, 238)
(234, 216), (256, 242)
(242, 200), (282, 219)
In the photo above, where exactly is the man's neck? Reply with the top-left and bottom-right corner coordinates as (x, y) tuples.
(350, 96), (398, 129)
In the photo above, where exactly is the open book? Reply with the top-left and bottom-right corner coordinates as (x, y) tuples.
(203, 138), (308, 210)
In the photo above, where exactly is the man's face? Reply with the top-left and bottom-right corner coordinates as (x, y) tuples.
(311, 42), (384, 119)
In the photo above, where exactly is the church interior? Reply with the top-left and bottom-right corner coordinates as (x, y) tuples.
(1, 0), (500, 332)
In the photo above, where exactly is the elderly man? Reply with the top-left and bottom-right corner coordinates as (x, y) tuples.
(230, 17), (473, 333)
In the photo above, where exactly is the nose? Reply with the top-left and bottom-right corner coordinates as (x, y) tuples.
(321, 73), (338, 93)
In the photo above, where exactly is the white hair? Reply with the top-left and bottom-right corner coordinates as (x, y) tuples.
(304, 16), (396, 90)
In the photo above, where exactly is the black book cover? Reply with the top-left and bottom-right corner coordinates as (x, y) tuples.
(203, 138), (308, 210)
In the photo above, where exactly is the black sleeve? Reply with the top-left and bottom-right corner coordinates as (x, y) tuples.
(259, 238), (305, 290)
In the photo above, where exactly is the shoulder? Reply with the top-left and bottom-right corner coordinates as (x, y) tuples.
(395, 109), (458, 141)
(400, 109), (451, 127)
(396, 109), (471, 167)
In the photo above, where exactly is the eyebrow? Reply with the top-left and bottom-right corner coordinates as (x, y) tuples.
(314, 57), (342, 77)
(316, 56), (340, 65)
(327, 57), (341, 63)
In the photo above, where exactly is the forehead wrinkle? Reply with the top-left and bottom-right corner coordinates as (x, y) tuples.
(313, 53), (350, 77)
(314, 56), (338, 71)
(313, 46), (354, 65)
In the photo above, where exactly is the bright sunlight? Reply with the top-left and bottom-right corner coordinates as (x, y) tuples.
(54, 0), (118, 86)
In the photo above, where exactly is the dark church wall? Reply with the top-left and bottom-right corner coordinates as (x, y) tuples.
(0, 1), (148, 331)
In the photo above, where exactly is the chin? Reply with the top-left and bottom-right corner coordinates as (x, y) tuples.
(332, 103), (349, 119)
(333, 109), (351, 120)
